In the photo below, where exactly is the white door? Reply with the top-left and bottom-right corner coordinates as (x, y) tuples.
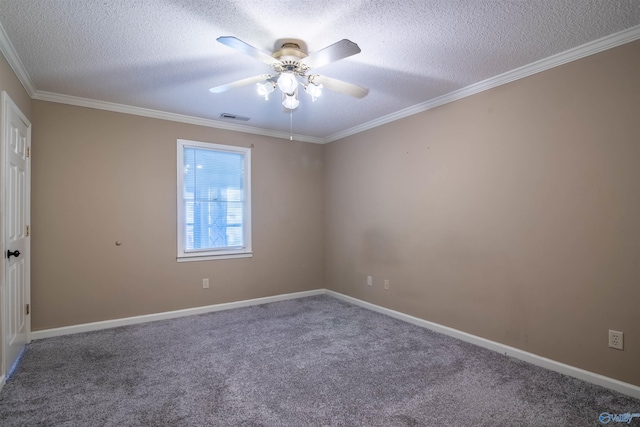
(2, 92), (30, 377)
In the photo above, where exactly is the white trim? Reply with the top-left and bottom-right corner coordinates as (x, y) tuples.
(28, 287), (640, 399)
(325, 290), (640, 400)
(1, 91), (32, 382)
(0, 374), (4, 392)
(0, 24), (634, 144)
(25, 287), (640, 398)
(176, 252), (253, 262)
(30, 289), (324, 340)
(0, 24), (36, 97)
(31, 91), (325, 144)
(176, 139), (252, 260)
(323, 24), (640, 143)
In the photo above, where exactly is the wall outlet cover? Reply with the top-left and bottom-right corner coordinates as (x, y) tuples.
(608, 330), (623, 350)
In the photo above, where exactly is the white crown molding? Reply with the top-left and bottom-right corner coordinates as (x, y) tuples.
(0, 21), (321, 143)
(1, 20), (638, 144)
(324, 24), (640, 143)
(0, 22), (36, 97)
(32, 91), (324, 144)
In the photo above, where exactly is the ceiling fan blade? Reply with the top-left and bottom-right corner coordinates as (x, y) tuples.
(311, 75), (369, 99)
(209, 74), (271, 93)
(217, 36), (281, 67)
(301, 39), (361, 69)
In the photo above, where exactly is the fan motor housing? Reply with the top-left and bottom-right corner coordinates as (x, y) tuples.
(272, 42), (307, 60)
(272, 45), (309, 74)
(272, 42), (309, 74)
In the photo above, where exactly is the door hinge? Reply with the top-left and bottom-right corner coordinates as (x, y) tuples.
(26, 304), (30, 315)
(26, 225), (30, 236)
(26, 146), (30, 158)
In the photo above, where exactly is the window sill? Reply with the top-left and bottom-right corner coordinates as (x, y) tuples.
(177, 252), (253, 262)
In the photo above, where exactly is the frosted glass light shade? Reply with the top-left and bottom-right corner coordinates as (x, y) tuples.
(256, 81), (275, 100)
(305, 83), (323, 101)
(282, 93), (299, 110)
(277, 72), (298, 94)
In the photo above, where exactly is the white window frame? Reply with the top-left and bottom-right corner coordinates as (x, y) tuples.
(176, 139), (252, 262)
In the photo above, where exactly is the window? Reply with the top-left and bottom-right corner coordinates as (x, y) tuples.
(177, 139), (251, 261)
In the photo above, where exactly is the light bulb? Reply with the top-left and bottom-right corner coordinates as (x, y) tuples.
(305, 82), (323, 102)
(277, 72), (298, 95)
(256, 81), (275, 100)
(282, 93), (299, 110)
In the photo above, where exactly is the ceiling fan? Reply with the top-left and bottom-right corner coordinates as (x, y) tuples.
(210, 36), (369, 110)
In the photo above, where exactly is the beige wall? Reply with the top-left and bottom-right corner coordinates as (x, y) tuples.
(0, 52), (31, 119)
(324, 41), (640, 386)
(31, 101), (324, 330)
(11, 39), (640, 388)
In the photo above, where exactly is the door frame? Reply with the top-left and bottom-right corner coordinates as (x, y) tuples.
(0, 90), (31, 386)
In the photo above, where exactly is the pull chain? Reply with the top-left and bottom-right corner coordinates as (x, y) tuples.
(289, 109), (293, 141)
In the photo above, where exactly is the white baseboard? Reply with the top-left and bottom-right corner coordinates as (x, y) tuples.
(29, 287), (639, 400)
(31, 289), (324, 340)
(326, 290), (640, 400)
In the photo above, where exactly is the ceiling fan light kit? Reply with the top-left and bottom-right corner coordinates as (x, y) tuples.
(256, 81), (275, 100)
(304, 82), (323, 102)
(211, 36), (369, 111)
(276, 72), (298, 95)
(282, 91), (300, 110)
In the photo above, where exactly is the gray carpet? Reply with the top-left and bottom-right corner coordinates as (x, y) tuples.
(0, 295), (638, 426)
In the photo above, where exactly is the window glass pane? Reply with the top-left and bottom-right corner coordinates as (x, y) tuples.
(183, 147), (245, 251)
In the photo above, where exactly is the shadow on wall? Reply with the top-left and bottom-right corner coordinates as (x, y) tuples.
(359, 228), (400, 265)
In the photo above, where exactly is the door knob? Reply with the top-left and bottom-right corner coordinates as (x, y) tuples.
(7, 249), (20, 259)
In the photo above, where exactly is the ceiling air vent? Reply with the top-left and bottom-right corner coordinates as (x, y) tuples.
(220, 113), (250, 121)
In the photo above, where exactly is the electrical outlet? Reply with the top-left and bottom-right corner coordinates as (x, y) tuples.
(609, 330), (623, 350)
(367, 276), (372, 286)
(384, 279), (390, 290)
(202, 278), (210, 289)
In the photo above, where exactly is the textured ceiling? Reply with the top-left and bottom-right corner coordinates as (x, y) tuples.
(1, 1), (639, 142)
